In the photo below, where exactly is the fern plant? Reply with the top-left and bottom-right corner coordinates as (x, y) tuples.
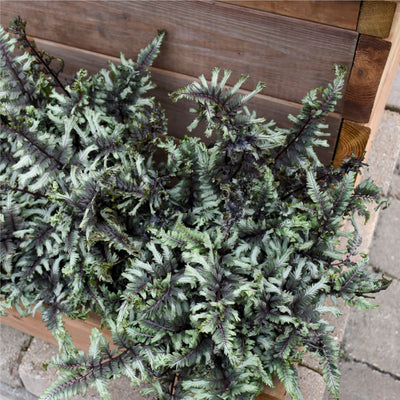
(0, 18), (390, 400)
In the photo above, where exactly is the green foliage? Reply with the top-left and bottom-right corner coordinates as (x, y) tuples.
(1, 18), (390, 400)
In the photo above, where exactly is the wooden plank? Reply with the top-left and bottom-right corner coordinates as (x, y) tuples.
(333, 120), (371, 168)
(361, 2), (400, 157)
(342, 35), (392, 123)
(219, 1), (361, 30)
(0, 307), (113, 353)
(0, 0), (358, 106)
(334, 3), (400, 167)
(357, 1), (397, 38)
(32, 38), (341, 165)
(1, 306), (286, 399)
(258, 375), (287, 400)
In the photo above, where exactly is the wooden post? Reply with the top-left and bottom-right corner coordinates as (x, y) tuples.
(342, 35), (392, 123)
(334, 2), (400, 166)
(357, 1), (397, 38)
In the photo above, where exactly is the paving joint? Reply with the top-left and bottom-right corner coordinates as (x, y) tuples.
(370, 265), (400, 281)
(298, 362), (323, 377)
(385, 104), (400, 113)
(18, 336), (33, 361)
(349, 358), (400, 382)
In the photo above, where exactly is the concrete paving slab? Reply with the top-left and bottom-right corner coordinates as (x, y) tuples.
(0, 325), (32, 388)
(387, 65), (400, 110)
(285, 366), (326, 400)
(0, 382), (37, 400)
(389, 173), (400, 200)
(328, 361), (400, 400)
(369, 198), (400, 279)
(301, 299), (351, 373)
(342, 279), (400, 378)
(18, 337), (155, 399)
(18, 338), (59, 397)
(364, 111), (400, 195)
(388, 158), (400, 199)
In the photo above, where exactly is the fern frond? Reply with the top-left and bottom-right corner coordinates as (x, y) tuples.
(137, 30), (165, 70)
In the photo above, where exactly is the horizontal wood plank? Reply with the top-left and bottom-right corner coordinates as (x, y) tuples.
(0, 0), (358, 106)
(33, 38), (341, 164)
(1, 306), (287, 399)
(219, 1), (361, 30)
(357, 1), (397, 38)
(0, 307), (113, 353)
(257, 375), (287, 400)
(343, 35), (392, 123)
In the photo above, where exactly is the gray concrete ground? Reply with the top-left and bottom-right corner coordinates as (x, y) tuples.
(1, 68), (399, 400)
(322, 66), (400, 400)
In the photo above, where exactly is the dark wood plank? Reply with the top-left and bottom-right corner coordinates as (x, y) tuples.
(33, 38), (341, 165)
(219, 1), (361, 30)
(357, 1), (397, 38)
(343, 35), (392, 123)
(0, 0), (358, 106)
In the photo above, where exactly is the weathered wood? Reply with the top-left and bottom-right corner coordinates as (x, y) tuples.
(357, 1), (397, 38)
(342, 35), (392, 123)
(0, 307), (113, 353)
(333, 120), (371, 168)
(32, 38), (340, 165)
(0, 0), (358, 106)
(361, 2), (400, 157)
(336, 3), (400, 167)
(219, 1), (361, 30)
(1, 307), (286, 399)
(257, 375), (287, 400)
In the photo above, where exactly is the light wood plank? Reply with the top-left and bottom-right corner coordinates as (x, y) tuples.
(342, 35), (392, 123)
(0, 307), (113, 353)
(333, 120), (370, 168)
(258, 375), (287, 400)
(357, 1), (397, 38)
(0, 0), (358, 106)
(334, 3), (400, 168)
(1, 307), (286, 398)
(32, 38), (341, 165)
(219, 1), (361, 30)
(361, 2), (400, 157)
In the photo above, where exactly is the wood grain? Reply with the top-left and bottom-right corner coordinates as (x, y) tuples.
(357, 1), (397, 38)
(342, 35), (392, 123)
(219, 1), (361, 30)
(335, 4), (400, 166)
(1, 307), (286, 399)
(0, 307), (113, 353)
(0, 0), (357, 106)
(258, 375), (287, 400)
(32, 38), (341, 165)
(360, 2), (400, 158)
(333, 120), (371, 168)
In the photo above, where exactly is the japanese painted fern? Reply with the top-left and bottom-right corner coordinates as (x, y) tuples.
(0, 18), (390, 400)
